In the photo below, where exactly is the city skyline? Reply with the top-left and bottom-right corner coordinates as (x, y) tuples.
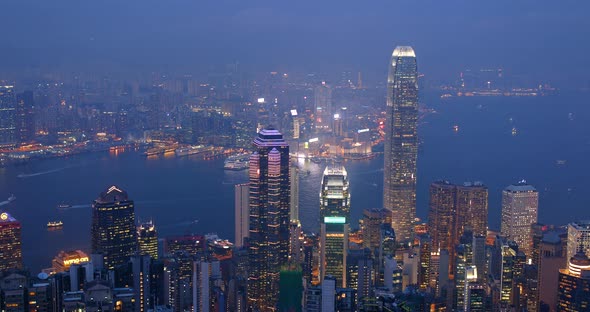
(0, 2), (588, 310)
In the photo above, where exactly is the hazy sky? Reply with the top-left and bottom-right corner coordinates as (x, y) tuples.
(1, 1), (589, 85)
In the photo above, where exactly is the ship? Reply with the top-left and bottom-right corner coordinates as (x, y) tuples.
(47, 221), (63, 228)
(57, 203), (71, 209)
(175, 145), (214, 157)
(224, 153), (250, 171)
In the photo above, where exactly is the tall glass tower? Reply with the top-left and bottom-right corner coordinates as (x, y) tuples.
(248, 128), (290, 311)
(383, 46), (418, 242)
(319, 165), (350, 287)
(91, 185), (137, 269)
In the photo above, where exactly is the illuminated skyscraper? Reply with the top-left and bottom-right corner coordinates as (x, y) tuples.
(313, 81), (332, 133)
(0, 212), (22, 271)
(429, 181), (489, 276)
(137, 221), (158, 260)
(383, 46), (418, 242)
(501, 181), (539, 260)
(319, 165), (350, 287)
(557, 252), (590, 311)
(91, 185), (137, 269)
(0, 85), (17, 148)
(247, 128), (290, 311)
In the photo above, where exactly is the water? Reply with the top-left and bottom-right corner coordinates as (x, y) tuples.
(1, 91), (589, 273)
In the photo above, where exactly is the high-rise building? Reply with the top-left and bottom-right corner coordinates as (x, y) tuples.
(131, 254), (152, 312)
(383, 46), (418, 242)
(234, 183), (249, 248)
(313, 81), (332, 133)
(319, 166), (350, 287)
(15, 91), (34, 144)
(247, 128), (290, 311)
(0, 85), (17, 148)
(538, 231), (566, 312)
(567, 220), (590, 261)
(0, 212), (22, 271)
(501, 181), (539, 260)
(557, 252), (590, 311)
(428, 181), (457, 257)
(138, 221), (158, 260)
(91, 185), (137, 269)
(428, 181), (488, 262)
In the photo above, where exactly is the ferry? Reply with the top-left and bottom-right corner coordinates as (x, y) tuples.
(223, 153), (250, 171)
(47, 221), (63, 228)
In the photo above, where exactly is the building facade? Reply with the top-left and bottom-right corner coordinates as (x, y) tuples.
(0, 212), (22, 271)
(137, 221), (158, 260)
(501, 181), (539, 260)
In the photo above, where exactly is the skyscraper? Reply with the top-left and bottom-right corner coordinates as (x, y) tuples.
(0, 212), (22, 271)
(248, 128), (290, 311)
(429, 181), (488, 277)
(383, 46), (418, 242)
(0, 85), (17, 148)
(234, 183), (249, 248)
(501, 181), (539, 259)
(131, 254), (152, 312)
(137, 221), (158, 260)
(91, 185), (137, 269)
(313, 82), (332, 133)
(456, 182), (488, 237)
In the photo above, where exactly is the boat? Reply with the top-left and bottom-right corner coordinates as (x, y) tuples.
(175, 145), (214, 157)
(511, 127), (518, 136)
(7, 194), (15, 202)
(224, 153), (250, 171)
(453, 125), (459, 133)
(556, 160), (567, 165)
(47, 221), (63, 228)
(57, 203), (71, 209)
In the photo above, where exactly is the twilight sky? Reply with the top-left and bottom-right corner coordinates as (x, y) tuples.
(1, 0), (588, 86)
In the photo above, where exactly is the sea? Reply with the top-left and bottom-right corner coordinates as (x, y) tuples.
(0, 91), (589, 273)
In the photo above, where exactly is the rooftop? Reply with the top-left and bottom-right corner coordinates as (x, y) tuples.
(504, 181), (537, 193)
(96, 185), (129, 203)
(392, 46), (416, 58)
